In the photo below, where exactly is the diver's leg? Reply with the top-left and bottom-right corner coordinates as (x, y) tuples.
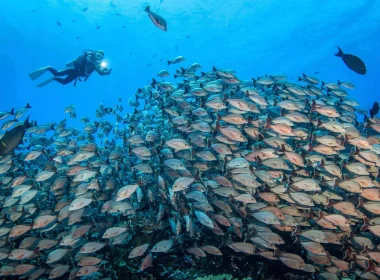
(28, 66), (51, 80)
(47, 67), (76, 77)
(54, 74), (78, 85)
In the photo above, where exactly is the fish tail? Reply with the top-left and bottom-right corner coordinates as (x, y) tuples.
(151, 78), (157, 88)
(335, 46), (344, 57)
(207, 139), (211, 148)
(144, 6), (150, 12)
(360, 217), (370, 232)
(325, 199), (333, 209)
(365, 260), (376, 273)
(357, 197), (364, 208)
(194, 171), (202, 182)
(23, 115), (32, 129)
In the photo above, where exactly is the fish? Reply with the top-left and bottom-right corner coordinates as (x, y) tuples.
(0, 62), (379, 280)
(369, 102), (379, 119)
(335, 46), (366, 75)
(56, 21), (61, 26)
(0, 116), (33, 156)
(0, 108), (14, 120)
(144, 6), (167, 32)
(82, 7), (88, 12)
(168, 56), (186, 65)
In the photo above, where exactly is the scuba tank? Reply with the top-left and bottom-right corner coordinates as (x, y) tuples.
(73, 50), (96, 86)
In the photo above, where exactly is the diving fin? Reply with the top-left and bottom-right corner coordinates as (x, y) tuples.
(28, 66), (50, 80)
(36, 77), (55, 88)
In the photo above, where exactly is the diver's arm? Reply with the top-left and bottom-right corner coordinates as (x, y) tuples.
(95, 65), (112, 76)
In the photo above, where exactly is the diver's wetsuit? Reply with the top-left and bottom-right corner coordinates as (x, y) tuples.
(47, 52), (111, 85)
(46, 67), (81, 85)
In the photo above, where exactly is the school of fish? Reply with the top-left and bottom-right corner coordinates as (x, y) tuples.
(1, 60), (380, 280)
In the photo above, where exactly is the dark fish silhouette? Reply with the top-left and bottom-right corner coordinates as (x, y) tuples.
(56, 21), (61, 26)
(83, 7), (88, 12)
(335, 46), (366, 75)
(122, 25), (126, 28)
(96, 25), (101, 29)
(370, 102), (379, 119)
(116, 13), (122, 16)
(72, 19), (77, 22)
(0, 116), (33, 156)
(31, 10), (36, 13)
(144, 6), (167, 32)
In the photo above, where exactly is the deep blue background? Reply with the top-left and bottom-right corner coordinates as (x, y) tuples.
(0, 0), (379, 128)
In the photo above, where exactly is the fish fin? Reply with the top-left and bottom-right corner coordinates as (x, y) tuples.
(357, 197), (364, 208)
(302, 73), (307, 77)
(25, 103), (32, 109)
(361, 217), (370, 232)
(151, 78), (157, 88)
(273, 249), (282, 258)
(325, 199), (333, 209)
(144, 6), (150, 12)
(348, 261), (356, 271)
(307, 143), (314, 152)
(278, 144), (286, 153)
(297, 76), (302, 81)
(291, 225), (301, 237)
(23, 115), (31, 129)
(33, 246), (41, 255)
(252, 77), (256, 85)
(337, 80), (341, 85)
(365, 260), (376, 273)
(361, 246), (370, 255)
(264, 116), (271, 129)
(334, 46), (344, 57)
(194, 171), (202, 182)
(167, 61), (171, 65)
(310, 100), (316, 113)
(293, 235), (300, 244)
(9, 108), (14, 115)
(317, 210), (325, 220)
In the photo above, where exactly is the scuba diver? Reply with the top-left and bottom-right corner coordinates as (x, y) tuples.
(28, 50), (112, 87)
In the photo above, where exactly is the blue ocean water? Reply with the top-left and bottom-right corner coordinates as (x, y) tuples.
(0, 0), (379, 123)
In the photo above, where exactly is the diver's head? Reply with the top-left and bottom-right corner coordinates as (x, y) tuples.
(96, 50), (105, 60)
